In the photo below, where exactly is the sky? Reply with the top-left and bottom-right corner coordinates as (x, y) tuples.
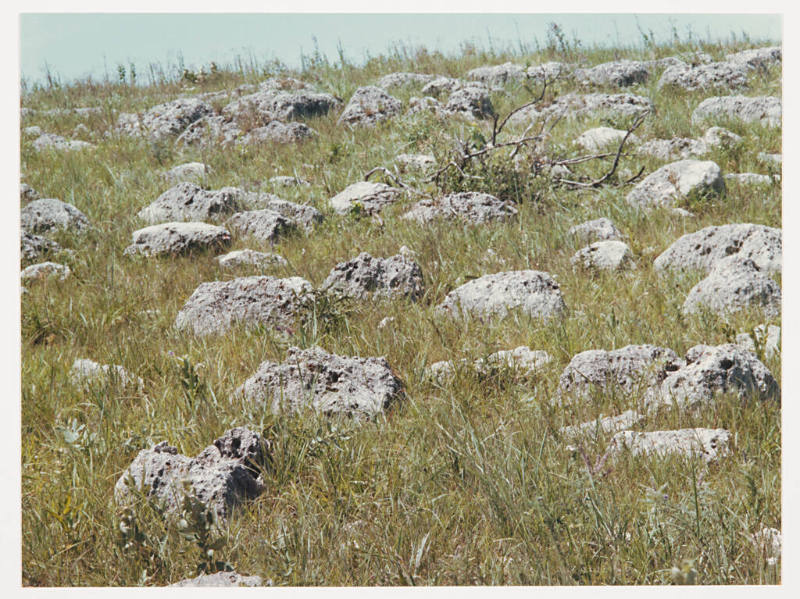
(19, 13), (782, 85)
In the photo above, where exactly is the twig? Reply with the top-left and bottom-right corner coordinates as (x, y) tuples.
(491, 66), (550, 145)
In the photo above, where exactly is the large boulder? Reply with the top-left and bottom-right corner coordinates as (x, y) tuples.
(236, 346), (404, 419)
(70, 358), (144, 391)
(437, 270), (566, 320)
(175, 275), (312, 336)
(124, 222), (231, 257)
(643, 343), (779, 411)
(114, 428), (268, 521)
(625, 160), (724, 210)
(322, 252), (424, 300)
(328, 181), (403, 216)
(116, 97), (214, 142)
(136, 183), (241, 224)
(682, 258), (781, 316)
(428, 346), (552, 384)
(444, 85), (495, 119)
(402, 192), (517, 225)
(607, 428), (731, 463)
(238, 121), (316, 145)
(567, 218), (623, 242)
(654, 223), (782, 274)
(571, 240), (635, 271)
(226, 210), (297, 243)
(223, 88), (340, 125)
(573, 60), (650, 87)
(337, 86), (402, 127)
(691, 95), (781, 127)
(21, 198), (91, 235)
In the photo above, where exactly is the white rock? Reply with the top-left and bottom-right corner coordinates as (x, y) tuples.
(626, 160), (724, 210)
(682, 258), (781, 317)
(124, 222), (231, 257)
(329, 181), (403, 216)
(70, 358), (143, 390)
(735, 324), (780, 359)
(217, 249), (288, 268)
(571, 240), (635, 271)
(20, 261), (71, 282)
(607, 428), (731, 463)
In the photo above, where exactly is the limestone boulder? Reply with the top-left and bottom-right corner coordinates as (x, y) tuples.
(691, 95), (781, 127)
(116, 97), (214, 142)
(20, 261), (71, 282)
(217, 249), (288, 269)
(682, 258), (781, 316)
(226, 210), (297, 243)
(137, 183), (242, 224)
(21, 198), (91, 235)
(124, 222), (231, 257)
(328, 181), (403, 216)
(625, 160), (724, 210)
(571, 240), (635, 271)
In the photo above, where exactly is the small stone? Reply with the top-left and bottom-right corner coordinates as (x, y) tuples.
(571, 240), (635, 271)
(322, 252), (424, 301)
(607, 428), (731, 463)
(682, 258), (781, 317)
(217, 249), (288, 269)
(724, 173), (774, 185)
(328, 181), (403, 216)
(20, 261), (71, 282)
(226, 209), (297, 243)
(70, 358), (144, 390)
(568, 218), (623, 242)
(164, 162), (211, 184)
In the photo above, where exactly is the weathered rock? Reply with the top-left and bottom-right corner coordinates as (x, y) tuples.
(510, 93), (653, 124)
(395, 153), (436, 172)
(70, 358), (144, 390)
(525, 62), (573, 81)
(574, 60), (650, 87)
(637, 137), (708, 161)
(466, 62), (526, 85)
(625, 160), (724, 210)
(376, 72), (436, 89)
(237, 346), (404, 419)
(337, 86), (402, 127)
(116, 97), (214, 142)
(217, 249), (288, 269)
(239, 121), (316, 145)
(657, 61), (749, 91)
(20, 261), (71, 282)
(702, 126), (743, 148)
(691, 95), (781, 127)
(164, 162), (210, 184)
(175, 275), (312, 336)
(428, 346), (552, 383)
(568, 218), (623, 242)
(444, 86), (494, 119)
(223, 88), (339, 125)
(137, 183), (241, 224)
(170, 572), (264, 587)
(226, 210), (297, 243)
(556, 345), (683, 404)
(724, 173), (774, 185)
(736, 324), (780, 360)
(406, 96), (444, 116)
(23, 125), (42, 137)
(575, 127), (635, 152)
(20, 183), (40, 202)
(571, 240), (635, 271)
(654, 223), (782, 274)
(725, 46), (781, 70)
(402, 192), (517, 225)
(237, 193), (323, 232)
(643, 343), (779, 410)
(758, 152), (782, 165)
(21, 198), (91, 235)
(124, 222), (231, 257)
(328, 181), (403, 216)
(115, 428), (268, 521)
(421, 77), (468, 96)
(560, 410), (644, 439)
(437, 270), (566, 320)
(175, 115), (242, 147)
(32, 133), (93, 152)
(682, 258), (781, 316)
(269, 175), (310, 187)
(607, 428), (731, 463)
(21, 232), (62, 261)
(323, 252), (424, 301)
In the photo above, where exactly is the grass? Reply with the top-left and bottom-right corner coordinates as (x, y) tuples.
(20, 32), (781, 586)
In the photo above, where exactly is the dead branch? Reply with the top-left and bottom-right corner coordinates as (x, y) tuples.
(491, 65), (551, 145)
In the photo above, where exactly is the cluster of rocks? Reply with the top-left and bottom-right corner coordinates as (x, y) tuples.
(31, 132), (94, 152)
(658, 46), (780, 91)
(510, 92), (653, 125)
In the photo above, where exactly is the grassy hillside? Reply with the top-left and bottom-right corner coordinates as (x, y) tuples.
(20, 34), (781, 586)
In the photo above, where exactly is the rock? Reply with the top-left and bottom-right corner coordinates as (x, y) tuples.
(736, 324), (780, 360)
(236, 346), (404, 419)
(337, 86), (402, 127)
(20, 183), (40, 202)
(406, 96), (444, 116)
(269, 175), (310, 187)
(702, 126), (743, 148)
(124, 222), (231, 257)
(574, 60), (650, 87)
(444, 85), (494, 119)
(657, 61), (749, 91)
(115, 428), (268, 521)
(607, 428), (731, 463)
(223, 88), (340, 124)
(643, 343), (779, 411)
(682, 258), (781, 317)
(560, 410), (644, 439)
(437, 270), (566, 321)
(175, 115), (242, 147)
(637, 137), (708, 161)
(428, 346), (552, 383)
(377, 316), (395, 329)
(725, 173), (774, 185)
(217, 249), (288, 269)
(571, 240), (635, 271)
(20, 261), (71, 282)
(239, 121), (316, 145)
(421, 77), (467, 96)
(671, 208), (695, 218)
(237, 193), (324, 232)
(510, 93), (653, 125)
(402, 192), (517, 225)
(758, 152), (782, 165)
(170, 572), (264, 587)
(21, 198), (91, 235)
(164, 162), (210, 184)
(32, 133), (93, 152)
(175, 275), (312, 336)
(322, 252), (424, 300)
(567, 218), (623, 242)
(555, 345), (683, 404)
(654, 223), (782, 274)
(116, 97), (214, 142)
(23, 125), (42, 137)
(574, 127), (635, 152)
(625, 160), (724, 210)
(691, 95), (781, 127)
(328, 181), (403, 216)
(70, 358), (143, 390)
(725, 46), (781, 70)
(466, 62), (526, 85)
(396, 153), (436, 172)
(21, 232), (62, 261)
(137, 183), (241, 224)
(226, 210), (297, 243)
(525, 62), (573, 81)
(376, 72), (436, 89)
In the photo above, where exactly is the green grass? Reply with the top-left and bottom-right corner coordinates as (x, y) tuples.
(20, 35), (781, 586)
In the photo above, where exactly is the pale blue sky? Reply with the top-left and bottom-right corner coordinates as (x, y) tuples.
(20, 13), (782, 84)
